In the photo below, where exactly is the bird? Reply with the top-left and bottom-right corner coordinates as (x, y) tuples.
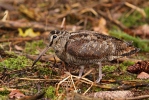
(32, 30), (140, 83)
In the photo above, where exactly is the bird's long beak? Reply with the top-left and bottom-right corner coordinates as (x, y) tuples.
(32, 45), (50, 67)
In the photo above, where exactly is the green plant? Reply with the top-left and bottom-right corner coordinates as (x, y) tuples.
(0, 56), (31, 70)
(24, 40), (45, 54)
(45, 86), (55, 99)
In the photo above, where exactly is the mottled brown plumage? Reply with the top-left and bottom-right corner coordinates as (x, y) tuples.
(32, 30), (140, 82)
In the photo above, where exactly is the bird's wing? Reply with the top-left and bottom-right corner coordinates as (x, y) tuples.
(66, 31), (138, 60)
(66, 38), (115, 59)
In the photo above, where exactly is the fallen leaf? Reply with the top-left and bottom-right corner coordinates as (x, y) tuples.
(19, 5), (41, 21)
(93, 17), (109, 35)
(131, 24), (149, 38)
(1, 10), (9, 21)
(9, 90), (25, 99)
(14, 45), (23, 51)
(137, 72), (149, 79)
(18, 28), (40, 37)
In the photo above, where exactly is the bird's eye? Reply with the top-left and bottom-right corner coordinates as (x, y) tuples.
(53, 35), (57, 39)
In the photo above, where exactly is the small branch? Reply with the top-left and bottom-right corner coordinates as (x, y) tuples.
(0, 37), (40, 43)
(97, 10), (127, 30)
(126, 95), (149, 100)
(0, 20), (82, 31)
(18, 77), (61, 82)
(60, 17), (66, 30)
(0, 88), (20, 92)
(124, 2), (146, 18)
(0, 20), (56, 31)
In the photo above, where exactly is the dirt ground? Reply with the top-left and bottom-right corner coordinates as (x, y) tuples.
(0, 0), (149, 100)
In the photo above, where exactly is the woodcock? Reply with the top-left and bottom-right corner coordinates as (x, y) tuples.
(32, 30), (140, 83)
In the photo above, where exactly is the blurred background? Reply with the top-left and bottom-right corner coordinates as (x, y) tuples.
(0, 0), (149, 99)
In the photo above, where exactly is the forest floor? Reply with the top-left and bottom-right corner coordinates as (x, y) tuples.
(0, 0), (149, 100)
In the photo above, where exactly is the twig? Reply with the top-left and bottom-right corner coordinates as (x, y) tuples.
(83, 82), (93, 95)
(73, 68), (94, 87)
(82, 68), (94, 78)
(18, 78), (61, 82)
(18, 91), (45, 100)
(70, 74), (77, 91)
(1, 10), (9, 21)
(0, 88), (16, 92)
(124, 2), (146, 18)
(110, 82), (149, 90)
(60, 17), (66, 30)
(56, 75), (71, 95)
(0, 20), (56, 31)
(126, 95), (149, 100)
(97, 10), (127, 30)
(0, 37), (40, 43)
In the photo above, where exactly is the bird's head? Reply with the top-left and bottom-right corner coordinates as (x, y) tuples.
(49, 30), (68, 46)
(32, 30), (67, 67)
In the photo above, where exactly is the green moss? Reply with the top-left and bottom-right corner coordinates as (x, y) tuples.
(0, 56), (31, 70)
(119, 61), (135, 72)
(122, 61), (135, 66)
(119, 10), (144, 27)
(45, 86), (56, 99)
(144, 7), (149, 18)
(120, 13), (143, 27)
(119, 61), (134, 72)
(24, 40), (46, 55)
(119, 7), (149, 27)
(116, 73), (136, 80)
(102, 65), (116, 73)
(37, 67), (53, 76)
(0, 95), (8, 100)
(93, 86), (102, 92)
(0, 88), (9, 100)
(0, 89), (9, 95)
(102, 61), (136, 81)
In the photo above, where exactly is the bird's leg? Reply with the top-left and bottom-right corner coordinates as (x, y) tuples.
(96, 62), (102, 83)
(78, 65), (84, 78)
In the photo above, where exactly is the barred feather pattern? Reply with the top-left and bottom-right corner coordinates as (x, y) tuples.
(49, 30), (139, 65)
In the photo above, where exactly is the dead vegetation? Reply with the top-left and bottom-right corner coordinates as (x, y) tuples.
(0, 0), (149, 100)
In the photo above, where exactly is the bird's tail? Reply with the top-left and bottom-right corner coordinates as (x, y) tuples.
(121, 47), (140, 56)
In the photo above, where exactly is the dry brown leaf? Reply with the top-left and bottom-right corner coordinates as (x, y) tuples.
(124, 2), (146, 18)
(80, 8), (98, 17)
(14, 45), (23, 51)
(9, 89), (25, 99)
(19, 5), (41, 21)
(1, 10), (9, 21)
(132, 24), (149, 38)
(93, 17), (109, 35)
(137, 72), (149, 79)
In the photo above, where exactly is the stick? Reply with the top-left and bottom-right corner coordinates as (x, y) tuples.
(0, 37), (40, 43)
(124, 2), (146, 18)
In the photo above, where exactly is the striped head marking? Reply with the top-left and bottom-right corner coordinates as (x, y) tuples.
(49, 30), (69, 46)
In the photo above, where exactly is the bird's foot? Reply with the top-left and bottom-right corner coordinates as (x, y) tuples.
(95, 77), (102, 83)
(78, 65), (84, 78)
(95, 74), (105, 83)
